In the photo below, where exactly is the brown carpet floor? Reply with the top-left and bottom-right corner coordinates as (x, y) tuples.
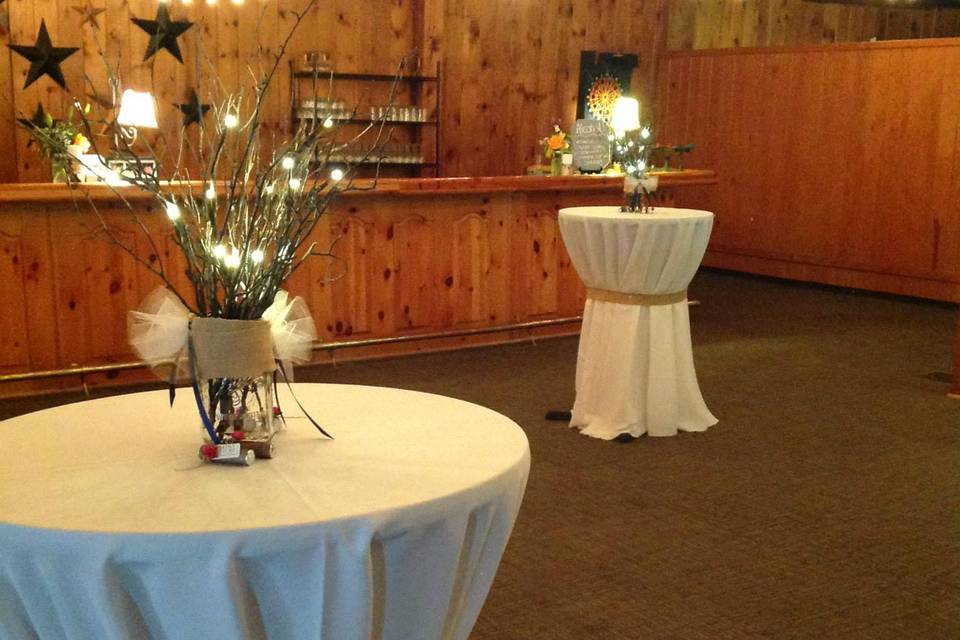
(2, 269), (958, 639)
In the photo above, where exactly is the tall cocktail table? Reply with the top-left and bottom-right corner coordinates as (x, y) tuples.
(559, 206), (717, 439)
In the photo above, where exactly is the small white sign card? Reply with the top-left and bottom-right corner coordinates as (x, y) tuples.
(572, 119), (611, 172)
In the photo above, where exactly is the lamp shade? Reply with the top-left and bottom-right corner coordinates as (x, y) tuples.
(610, 97), (640, 134)
(116, 90), (159, 129)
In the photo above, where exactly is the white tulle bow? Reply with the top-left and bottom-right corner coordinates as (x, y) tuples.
(261, 290), (317, 364)
(128, 288), (192, 377)
(128, 288), (317, 379)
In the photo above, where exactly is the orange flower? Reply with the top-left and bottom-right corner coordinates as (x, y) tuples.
(547, 134), (566, 151)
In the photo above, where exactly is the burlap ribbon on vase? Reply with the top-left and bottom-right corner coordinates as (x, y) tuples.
(586, 287), (687, 306)
(189, 317), (277, 379)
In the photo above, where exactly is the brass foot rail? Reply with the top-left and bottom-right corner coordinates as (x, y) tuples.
(0, 316), (583, 386)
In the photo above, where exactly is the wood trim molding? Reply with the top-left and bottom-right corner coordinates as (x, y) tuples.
(663, 36), (960, 58)
(0, 171), (717, 205)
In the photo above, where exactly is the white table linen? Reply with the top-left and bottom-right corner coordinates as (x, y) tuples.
(0, 384), (530, 640)
(559, 206), (717, 439)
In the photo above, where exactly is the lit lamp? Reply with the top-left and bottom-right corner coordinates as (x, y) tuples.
(610, 96), (640, 137)
(111, 89), (160, 178)
(116, 89), (159, 145)
(610, 96), (655, 213)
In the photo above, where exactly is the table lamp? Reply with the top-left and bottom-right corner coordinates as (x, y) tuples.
(111, 89), (160, 178)
(116, 89), (159, 144)
(610, 96), (640, 137)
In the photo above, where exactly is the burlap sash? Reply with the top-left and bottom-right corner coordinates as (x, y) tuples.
(189, 317), (276, 379)
(586, 287), (687, 306)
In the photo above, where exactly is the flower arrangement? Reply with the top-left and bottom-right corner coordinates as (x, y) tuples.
(542, 125), (571, 159)
(19, 103), (92, 181)
(540, 125), (571, 176)
(16, 0), (406, 464)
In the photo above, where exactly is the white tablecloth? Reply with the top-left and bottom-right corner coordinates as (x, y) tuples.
(559, 206), (717, 439)
(0, 384), (530, 640)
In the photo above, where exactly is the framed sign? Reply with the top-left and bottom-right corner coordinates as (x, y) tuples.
(576, 51), (639, 123)
(571, 119), (611, 172)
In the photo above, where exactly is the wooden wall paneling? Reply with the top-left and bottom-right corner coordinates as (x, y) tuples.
(895, 46), (945, 274)
(236, 1), (263, 105)
(26, 210), (57, 371)
(393, 212), (441, 330)
(0, 216), (31, 368)
(10, 0), (41, 182)
(449, 193), (511, 327)
(518, 0), (547, 172)
(435, 0), (461, 172)
(666, 0), (960, 51)
(11, 208), (58, 371)
(85, 222), (140, 362)
(217, 2), (240, 97)
(566, 0), (589, 121)
(512, 194), (561, 321)
(454, 0), (487, 177)
(534, 2), (563, 158)
(953, 309), (960, 396)
(659, 41), (960, 302)
(666, 0), (695, 51)
(333, 0), (366, 73)
(387, 0), (414, 69)
(128, 0), (154, 99)
(79, 0), (109, 146)
(932, 47), (960, 281)
(417, 0), (444, 169)
(0, 1), (18, 183)
(49, 212), (99, 366)
(326, 212), (377, 338)
(451, 210), (492, 326)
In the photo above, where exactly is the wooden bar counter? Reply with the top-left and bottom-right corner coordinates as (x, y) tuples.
(0, 172), (715, 396)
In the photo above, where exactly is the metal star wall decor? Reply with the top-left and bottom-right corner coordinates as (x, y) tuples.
(73, 2), (106, 30)
(176, 90), (211, 128)
(7, 20), (79, 89)
(131, 4), (194, 64)
(17, 102), (49, 130)
(17, 103), (53, 147)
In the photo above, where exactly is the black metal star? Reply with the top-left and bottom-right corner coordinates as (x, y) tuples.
(131, 4), (194, 64)
(72, 2), (106, 30)
(17, 102), (49, 130)
(7, 20), (79, 89)
(17, 103), (54, 148)
(175, 90), (211, 128)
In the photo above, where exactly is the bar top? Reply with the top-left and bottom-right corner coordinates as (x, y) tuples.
(0, 171), (716, 204)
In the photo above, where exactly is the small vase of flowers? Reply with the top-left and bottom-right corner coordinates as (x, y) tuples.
(541, 125), (571, 176)
(20, 103), (91, 183)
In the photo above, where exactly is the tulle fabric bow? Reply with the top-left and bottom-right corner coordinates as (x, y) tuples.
(128, 288), (317, 379)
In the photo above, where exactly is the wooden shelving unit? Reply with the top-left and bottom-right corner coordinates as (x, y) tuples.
(289, 63), (442, 177)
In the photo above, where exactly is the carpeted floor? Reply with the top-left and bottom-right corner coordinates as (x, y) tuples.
(2, 269), (958, 639)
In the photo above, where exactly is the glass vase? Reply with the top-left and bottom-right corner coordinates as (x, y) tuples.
(51, 155), (71, 183)
(190, 317), (279, 463)
(199, 373), (276, 459)
(550, 154), (563, 176)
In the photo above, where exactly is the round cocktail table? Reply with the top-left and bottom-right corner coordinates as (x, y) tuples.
(0, 384), (530, 640)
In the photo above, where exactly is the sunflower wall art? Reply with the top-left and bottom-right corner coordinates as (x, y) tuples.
(576, 51), (639, 124)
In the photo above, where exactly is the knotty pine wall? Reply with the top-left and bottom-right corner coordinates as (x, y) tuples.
(0, 0), (669, 183)
(666, 0), (960, 50)
(657, 38), (960, 302)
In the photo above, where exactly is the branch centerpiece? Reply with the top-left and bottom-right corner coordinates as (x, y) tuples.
(16, 0), (411, 465)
